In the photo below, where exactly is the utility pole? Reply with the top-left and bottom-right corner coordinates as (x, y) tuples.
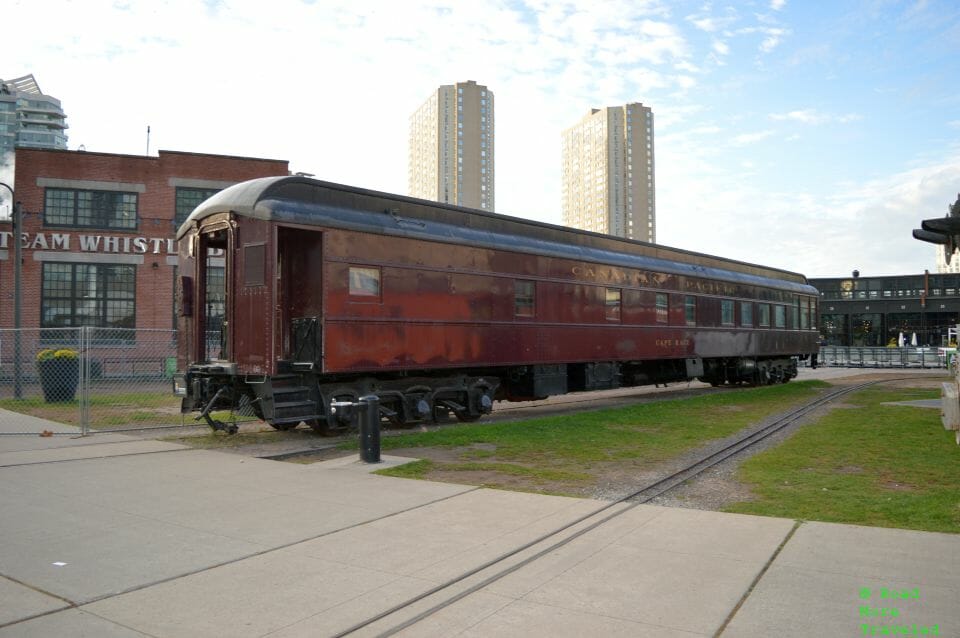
(13, 200), (22, 398)
(0, 182), (21, 398)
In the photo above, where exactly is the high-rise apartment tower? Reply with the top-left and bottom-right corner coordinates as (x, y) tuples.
(0, 74), (68, 156)
(561, 103), (654, 241)
(408, 80), (494, 211)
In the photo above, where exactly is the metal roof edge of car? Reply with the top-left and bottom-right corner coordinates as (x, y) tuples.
(178, 175), (818, 294)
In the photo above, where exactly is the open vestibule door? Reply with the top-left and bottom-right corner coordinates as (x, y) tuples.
(196, 223), (231, 363)
(276, 227), (324, 371)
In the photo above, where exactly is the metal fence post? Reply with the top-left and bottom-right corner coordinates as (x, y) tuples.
(358, 395), (381, 463)
(80, 326), (90, 436)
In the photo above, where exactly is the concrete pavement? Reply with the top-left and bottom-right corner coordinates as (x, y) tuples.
(1, 377), (958, 637)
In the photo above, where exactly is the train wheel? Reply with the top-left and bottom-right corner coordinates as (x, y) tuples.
(758, 368), (770, 385)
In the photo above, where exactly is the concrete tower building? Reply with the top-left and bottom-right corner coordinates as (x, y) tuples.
(935, 246), (960, 273)
(408, 80), (494, 211)
(561, 102), (654, 241)
(0, 74), (68, 156)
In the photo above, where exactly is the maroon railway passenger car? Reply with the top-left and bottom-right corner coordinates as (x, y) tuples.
(174, 176), (820, 433)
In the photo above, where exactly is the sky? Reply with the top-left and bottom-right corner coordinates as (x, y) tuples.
(4, 0), (960, 278)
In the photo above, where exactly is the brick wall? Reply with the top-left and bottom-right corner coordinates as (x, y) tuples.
(2, 148), (288, 331)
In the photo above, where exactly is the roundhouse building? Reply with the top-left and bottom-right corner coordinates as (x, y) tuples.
(811, 272), (960, 347)
(3, 148), (288, 339)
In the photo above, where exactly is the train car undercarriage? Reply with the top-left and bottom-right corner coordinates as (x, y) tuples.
(180, 355), (805, 434)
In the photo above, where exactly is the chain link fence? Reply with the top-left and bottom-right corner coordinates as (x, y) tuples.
(2, 329), (948, 436)
(811, 346), (950, 369)
(0, 327), (228, 436)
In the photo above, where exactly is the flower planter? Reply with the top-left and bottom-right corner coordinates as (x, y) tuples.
(38, 358), (79, 402)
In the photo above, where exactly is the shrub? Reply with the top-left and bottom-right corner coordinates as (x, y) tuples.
(36, 348), (79, 362)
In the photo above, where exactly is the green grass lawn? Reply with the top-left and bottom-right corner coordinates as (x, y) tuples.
(724, 386), (960, 533)
(372, 380), (831, 494)
(0, 390), (258, 430)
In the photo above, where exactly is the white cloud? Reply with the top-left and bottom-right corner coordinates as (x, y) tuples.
(685, 7), (739, 33)
(731, 130), (775, 145)
(656, 143), (960, 277)
(5, 0), (957, 281)
(674, 60), (702, 73)
(769, 109), (862, 124)
(759, 28), (787, 52)
(734, 25), (790, 53)
(691, 17), (721, 32)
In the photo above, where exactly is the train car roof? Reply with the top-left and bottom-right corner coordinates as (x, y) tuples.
(179, 175), (818, 295)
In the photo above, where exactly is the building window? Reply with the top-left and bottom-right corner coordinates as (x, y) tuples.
(684, 295), (696, 325)
(721, 299), (735, 326)
(655, 292), (668, 323)
(741, 301), (753, 327)
(44, 188), (138, 230)
(515, 280), (535, 317)
(41, 262), (136, 331)
(175, 187), (221, 227)
(774, 305), (786, 328)
(349, 266), (381, 298)
(606, 288), (621, 322)
(759, 304), (771, 327)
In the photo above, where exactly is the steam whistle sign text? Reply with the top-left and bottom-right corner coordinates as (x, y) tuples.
(0, 232), (178, 255)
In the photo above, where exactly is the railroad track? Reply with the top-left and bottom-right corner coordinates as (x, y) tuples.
(253, 383), (722, 461)
(332, 379), (891, 637)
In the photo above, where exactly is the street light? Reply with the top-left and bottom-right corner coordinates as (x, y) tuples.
(0, 181), (22, 398)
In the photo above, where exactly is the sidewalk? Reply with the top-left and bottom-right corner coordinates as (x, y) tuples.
(0, 389), (957, 636)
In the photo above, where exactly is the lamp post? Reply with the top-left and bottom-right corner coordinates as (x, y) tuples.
(0, 182), (22, 398)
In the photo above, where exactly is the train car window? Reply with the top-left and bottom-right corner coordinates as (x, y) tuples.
(684, 296), (696, 326)
(759, 303), (771, 327)
(605, 288), (621, 322)
(774, 305), (786, 328)
(349, 266), (381, 298)
(655, 293), (668, 323)
(740, 301), (753, 327)
(515, 280), (535, 317)
(179, 275), (193, 316)
(243, 243), (266, 286)
(721, 300), (735, 326)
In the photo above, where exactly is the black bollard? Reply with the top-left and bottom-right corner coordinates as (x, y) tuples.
(358, 395), (381, 463)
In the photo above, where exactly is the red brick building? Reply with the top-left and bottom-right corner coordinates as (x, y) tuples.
(4, 148), (288, 334)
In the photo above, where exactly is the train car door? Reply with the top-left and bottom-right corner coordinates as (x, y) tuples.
(196, 222), (231, 362)
(276, 227), (324, 370)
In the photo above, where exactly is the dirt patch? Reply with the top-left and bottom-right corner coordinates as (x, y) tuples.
(390, 446), (468, 464)
(881, 481), (917, 492)
(828, 402), (860, 410)
(835, 465), (864, 474)
(829, 373), (945, 389)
